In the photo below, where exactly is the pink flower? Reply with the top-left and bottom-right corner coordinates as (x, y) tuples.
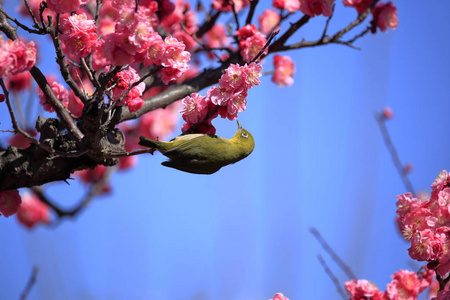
(0, 190), (22, 217)
(408, 229), (444, 261)
(236, 25), (268, 63)
(143, 32), (165, 66)
(204, 24), (230, 49)
(60, 13), (98, 59)
(382, 107), (394, 119)
(76, 166), (111, 194)
(212, 0), (250, 12)
(17, 193), (50, 228)
(431, 171), (450, 200)
(38, 80), (69, 112)
(68, 90), (84, 118)
(5, 72), (32, 93)
(259, 9), (281, 35)
(118, 156), (137, 170)
(138, 101), (181, 141)
(299, 0), (335, 17)
(180, 93), (212, 124)
(384, 270), (422, 300)
(101, 33), (135, 66)
(9, 129), (38, 149)
(207, 63), (262, 121)
(344, 279), (384, 300)
(273, 0), (301, 12)
(46, 0), (87, 13)
(110, 67), (145, 112)
(432, 290), (450, 300)
(272, 55), (295, 87)
(160, 36), (191, 70)
(371, 2), (398, 33)
(342, 0), (372, 14)
(0, 39), (37, 78)
(269, 292), (289, 300)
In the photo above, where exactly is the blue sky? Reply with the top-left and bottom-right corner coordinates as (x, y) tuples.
(1, 1), (450, 299)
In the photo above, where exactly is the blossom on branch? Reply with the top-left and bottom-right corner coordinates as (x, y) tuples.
(60, 13), (98, 59)
(16, 193), (50, 229)
(212, 0), (251, 12)
(110, 67), (145, 112)
(342, 0), (372, 14)
(396, 170), (450, 277)
(259, 9), (281, 35)
(46, 0), (87, 13)
(273, 0), (301, 12)
(371, 2), (398, 33)
(236, 25), (268, 63)
(269, 292), (289, 300)
(345, 279), (384, 300)
(299, 0), (335, 17)
(272, 55), (295, 87)
(0, 38), (37, 78)
(0, 190), (21, 217)
(38, 80), (69, 112)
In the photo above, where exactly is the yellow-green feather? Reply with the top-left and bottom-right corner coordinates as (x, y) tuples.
(138, 123), (254, 174)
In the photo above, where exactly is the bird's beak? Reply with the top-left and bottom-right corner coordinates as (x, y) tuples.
(237, 120), (242, 130)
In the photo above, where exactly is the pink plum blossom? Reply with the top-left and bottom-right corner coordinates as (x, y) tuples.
(180, 94), (212, 124)
(273, 0), (301, 12)
(212, 0), (250, 12)
(259, 9), (281, 35)
(111, 67), (145, 112)
(38, 80), (70, 112)
(46, 0), (87, 13)
(269, 293), (289, 300)
(344, 279), (384, 300)
(236, 25), (268, 63)
(371, 2), (398, 33)
(60, 13), (98, 59)
(16, 193), (50, 228)
(342, 0), (372, 14)
(384, 270), (426, 300)
(299, 0), (335, 17)
(272, 55), (295, 87)
(0, 38), (37, 78)
(0, 190), (21, 217)
(5, 72), (32, 93)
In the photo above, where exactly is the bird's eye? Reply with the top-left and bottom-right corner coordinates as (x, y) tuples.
(241, 131), (248, 138)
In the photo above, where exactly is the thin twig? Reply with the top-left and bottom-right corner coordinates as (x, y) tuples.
(228, 0), (240, 30)
(375, 113), (416, 195)
(317, 255), (348, 299)
(103, 148), (154, 158)
(310, 227), (357, 280)
(31, 167), (113, 219)
(245, 0), (258, 25)
(20, 267), (38, 300)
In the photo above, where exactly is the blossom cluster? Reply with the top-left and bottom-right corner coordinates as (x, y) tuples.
(37, 77), (84, 117)
(110, 67), (146, 112)
(0, 190), (50, 228)
(269, 292), (289, 300)
(180, 63), (262, 134)
(0, 38), (36, 78)
(345, 268), (434, 300)
(273, 0), (334, 16)
(272, 55), (295, 87)
(343, 0), (398, 32)
(236, 25), (268, 63)
(396, 170), (450, 277)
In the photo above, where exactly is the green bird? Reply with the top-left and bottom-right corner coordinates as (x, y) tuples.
(138, 121), (255, 174)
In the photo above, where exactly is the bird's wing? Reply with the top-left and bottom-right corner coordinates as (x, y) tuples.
(163, 135), (230, 160)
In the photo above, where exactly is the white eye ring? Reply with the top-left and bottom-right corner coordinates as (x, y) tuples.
(241, 131), (248, 138)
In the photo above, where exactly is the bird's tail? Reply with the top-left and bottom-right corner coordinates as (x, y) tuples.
(139, 136), (161, 149)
